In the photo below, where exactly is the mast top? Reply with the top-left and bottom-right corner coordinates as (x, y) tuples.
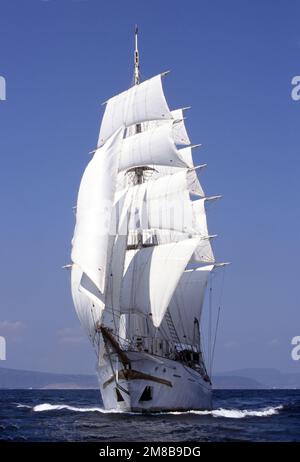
(134, 25), (140, 85)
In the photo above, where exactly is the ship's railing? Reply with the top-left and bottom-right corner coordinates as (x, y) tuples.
(113, 332), (200, 360)
(106, 330), (210, 382)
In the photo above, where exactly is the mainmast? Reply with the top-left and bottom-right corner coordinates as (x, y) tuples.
(134, 26), (142, 141)
(134, 25), (140, 86)
(132, 26), (154, 185)
(132, 26), (144, 248)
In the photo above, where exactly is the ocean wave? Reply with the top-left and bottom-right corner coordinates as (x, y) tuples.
(166, 406), (283, 418)
(16, 402), (134, 413)
(16, 404), (32, 409)
(15, 402), (283, 418)
(33, 403), (123, 413)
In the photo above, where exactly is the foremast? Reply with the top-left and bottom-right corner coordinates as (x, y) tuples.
(134, 25), (140, 86)
(131, 25), (154, 248)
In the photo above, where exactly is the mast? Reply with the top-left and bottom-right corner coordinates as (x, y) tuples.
(134, 25), (140, 86)
(133, 25), (143, 248)
(134, 26), (142, 139)
(73, 31), (222, 380)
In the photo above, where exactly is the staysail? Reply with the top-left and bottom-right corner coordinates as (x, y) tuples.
(71, 128), (124, 338)
(120, 237), (202, 327)
(71, 263), (104, 341)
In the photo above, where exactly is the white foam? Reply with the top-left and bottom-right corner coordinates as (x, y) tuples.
(16, 402), (283, 418)
(16, 404), (32, 409)
(166, 405), (283, 418)
(32, 403), (122, 413)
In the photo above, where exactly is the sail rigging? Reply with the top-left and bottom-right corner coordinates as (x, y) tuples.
(70, 28), (227, 396)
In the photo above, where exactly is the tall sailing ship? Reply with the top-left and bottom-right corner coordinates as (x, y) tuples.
(70, 29), (228, 412)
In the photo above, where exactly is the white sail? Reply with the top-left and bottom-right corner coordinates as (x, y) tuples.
(125, 229), (214, 264)
(115, 146), (201, 192)
(170, 109), (191, 145)
(98, 74), (172, 146)
(187, 168), (205, 197)
(144, 190), (192, 233)
(126, 108), (191, 145)
(167, 265), (214, 345)
(105, 187), (135, 314)
(151, 166), (205, 197)
(177, 146), (194, 168)
(191, 237), (215, 263)
(145, 169), (195, 199)
(113, 169), (211, 241)
(126, 172), (193, 233)
(120, 237), (202, 327)
(192, 198), (209, 237)
(71, 263), (104, 340)
(121, 171), (213, 249)
(119, 122), (187, 171)
(71, 128), (123, 294)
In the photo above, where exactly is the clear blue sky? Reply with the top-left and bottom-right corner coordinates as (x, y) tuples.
(0, 0), (299, 375)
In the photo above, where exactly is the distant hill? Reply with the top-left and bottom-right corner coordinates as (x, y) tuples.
(212, 375), (265, 389)
(215, 368), (300, 389)
(0, 366), (98, 389)
(0, 366), (299, 389)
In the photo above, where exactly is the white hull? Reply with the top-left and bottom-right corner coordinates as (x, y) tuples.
(97, 351), (212, 412)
